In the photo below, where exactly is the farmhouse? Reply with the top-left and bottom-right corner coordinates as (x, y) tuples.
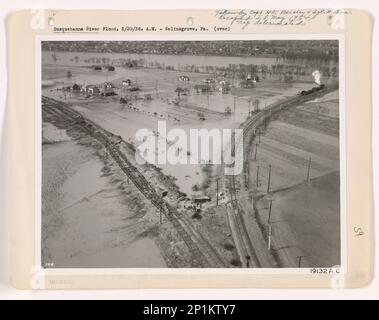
(101, 82), (116, 96)
(192, 195), (211, 208)
(71, 83), (82, 92)
(246, 74), (260, 82)
(81, 85), (100, 95)
(122, 79), (132, 86)
(219, 80), (231, 93)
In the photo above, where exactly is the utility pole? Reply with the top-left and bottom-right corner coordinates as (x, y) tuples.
(267, 164), (272, 193)
(297, 256), (305, 268)
(232, 174), (237, 204)
(246, 255), (251, 268)
(258, 130), (261, 144)
(246, 160), (250, 187)
(268, 224), (272, 250)
(159, 210), (162, 224)
(229, 188), (234, 207)
(254, 143), (258, 161)
(256, 165), (260, 188)
(268, 199), (273, 224)
(233, 96), (237, 114)
(207, 94), (210, 108)
(306, 157), (312, 183)
(216, 178), (220, 206)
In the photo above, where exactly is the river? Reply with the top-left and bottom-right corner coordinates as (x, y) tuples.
(42, 50), (338, 71)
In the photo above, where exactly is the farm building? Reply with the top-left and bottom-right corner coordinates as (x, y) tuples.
(122, 79), (132, 86)
(179, 75), (190, 81)
(174, 87), (189, 97)
(240, 78), (255, 88)
(203, 78), (216, 84)
(71, 83), (82, 92)
(191, 195), (211, 208)
(246, 74), (260, 82)
(101, 82), (116, 96)
(194, 83), (213, 93)
(81, 85), (100, 95)
(218, 80), (231, 93)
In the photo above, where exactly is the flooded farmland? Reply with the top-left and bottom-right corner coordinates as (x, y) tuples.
(41, 40), (340, 269)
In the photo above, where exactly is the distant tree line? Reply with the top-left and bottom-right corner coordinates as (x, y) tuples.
(42, 40), (339, 62)
(48, 49), (338, 79)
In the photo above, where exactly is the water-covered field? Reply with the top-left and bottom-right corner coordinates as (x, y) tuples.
(42, 57), (317, 195)
(41, 50), (339, 268)
(42, 126), (167, 268)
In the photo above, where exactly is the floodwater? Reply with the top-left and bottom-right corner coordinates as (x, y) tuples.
(42, 50), (338, 70)
(42, 51), (320, 196)
(42, 133), (167, 268)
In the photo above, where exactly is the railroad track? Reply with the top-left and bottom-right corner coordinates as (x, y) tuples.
(223, 85), (338, 267)
(42, 96), (226, 268)
(224, 173), (261, 268)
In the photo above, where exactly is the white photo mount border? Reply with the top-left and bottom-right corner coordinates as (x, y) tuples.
(7, 9), (372, 289)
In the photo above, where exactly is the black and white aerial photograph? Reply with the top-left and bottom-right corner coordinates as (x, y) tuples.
(41, 40), (340, 269)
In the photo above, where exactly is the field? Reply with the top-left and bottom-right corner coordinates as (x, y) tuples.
(255, 172), (340, 268)
(248, 90), (340, 267)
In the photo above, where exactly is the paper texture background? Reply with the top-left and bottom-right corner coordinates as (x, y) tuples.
(7, 9), (372, 289)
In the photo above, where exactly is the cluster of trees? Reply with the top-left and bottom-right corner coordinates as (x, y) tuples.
(279, 49), (338, 62)
(49, 51), (338, 79)
(149, 62), (339, 79)
(42, 40), (339, 61)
